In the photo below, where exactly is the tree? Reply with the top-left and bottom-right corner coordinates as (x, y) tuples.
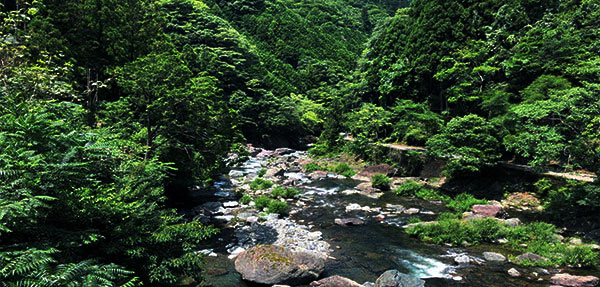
(426, 114), (501, 177)
(114, 46), (239, 184)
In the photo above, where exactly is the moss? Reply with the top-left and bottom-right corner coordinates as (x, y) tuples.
(256, 245), (293, 266)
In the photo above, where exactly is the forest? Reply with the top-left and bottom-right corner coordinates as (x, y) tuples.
(0, 0), (599, 286)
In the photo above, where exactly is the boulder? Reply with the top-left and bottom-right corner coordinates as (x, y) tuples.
(550, 273), (599, 287)
(234, 245), (325, 285)
(375, 270), (425, 287)
(335, 218), (365, 226)
(353, 164), (397, 181)
(472, 204), (503, 218)
(501, 192), (542, 211)
(482, 252), (506, 262)
(310, 275), (363, 287)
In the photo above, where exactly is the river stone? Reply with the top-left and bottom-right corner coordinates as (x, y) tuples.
(310, 275), (363, 287)
(471, 204), (503, 218)
(223, 201), (239, 208)
(375, 270), (425, 287)
(235, 245), (325, 285)
(508, 268), (521, 277)
(454, 255), (470, 264)
(335, 218), (365, 226)
(346, 203), (362, 212)
(514, 253), (549, 264)
(483, 252), (506, 262)
(403, 208), (420, 215)
(550, 273), (599, 287)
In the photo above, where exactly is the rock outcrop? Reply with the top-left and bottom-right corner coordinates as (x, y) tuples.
(234, 245), (325, 285)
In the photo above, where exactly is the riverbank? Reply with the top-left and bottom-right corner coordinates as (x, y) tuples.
(185, 145), (599, 287)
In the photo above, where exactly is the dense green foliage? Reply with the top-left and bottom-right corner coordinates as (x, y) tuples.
(322, 0), (600, 177)
(3, 0), (600, 282)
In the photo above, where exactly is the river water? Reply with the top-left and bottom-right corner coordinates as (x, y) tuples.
(189, 151), (592, 287)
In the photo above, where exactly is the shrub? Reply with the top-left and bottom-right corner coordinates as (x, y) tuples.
(470, 218), (505, 242)
(446, 193), (488, 213)
(271, 186), (301, 198)
(257, 168), (267, 177)
(406, 218), (475, 245)
(254, 196), (272, 210)
(267, 200), (289, 215)
(334, 163), (355, 178)
(503, 222), (558, 247)
(561, 245), (599, 268)
(250, 178), (274, 191)
(304, 162), (327, 172)
(415, 188), (451, 202)
(407, 216), (598, 269)
(393, 180), (424, 196)
(371, 174), (391, 190)
(533, 178), (553, 195)
(239, 194), (252, 205)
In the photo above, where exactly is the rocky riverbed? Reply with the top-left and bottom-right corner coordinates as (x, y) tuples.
(184, 145), (600, 287)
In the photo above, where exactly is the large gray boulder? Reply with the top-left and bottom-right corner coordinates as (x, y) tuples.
(375, 270), (425, 287)
(234, 245), (325, 285)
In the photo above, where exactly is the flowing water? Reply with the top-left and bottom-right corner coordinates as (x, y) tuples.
(191, 152), (591, 287)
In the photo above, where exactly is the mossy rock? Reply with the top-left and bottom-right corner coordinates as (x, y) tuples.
(234, 245), (325, 285)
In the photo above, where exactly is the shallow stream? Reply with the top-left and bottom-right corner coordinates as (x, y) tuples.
(189, 151), (594, 287)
